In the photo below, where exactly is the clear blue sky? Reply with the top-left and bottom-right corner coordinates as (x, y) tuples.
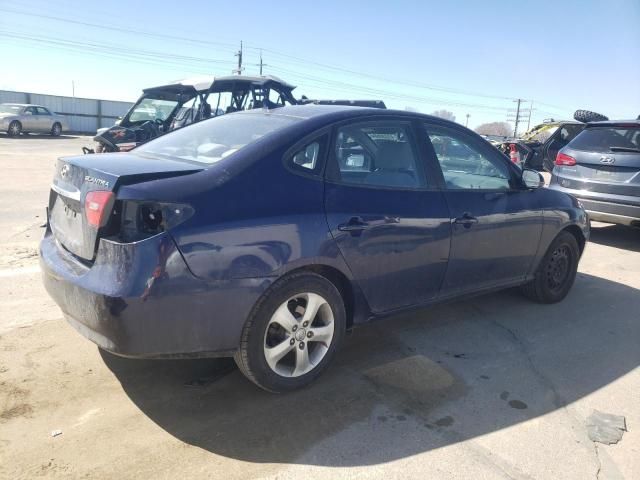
(1, 0), (638, 129)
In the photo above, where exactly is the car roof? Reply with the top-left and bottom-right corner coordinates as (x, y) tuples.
(0, 103), (44, 108)
(234, 104), (447, 123)
(586, 119), (640, 126)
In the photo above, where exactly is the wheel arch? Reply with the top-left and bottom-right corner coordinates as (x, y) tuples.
(562, 224), (586, 256)
(278, 264), (369, 329)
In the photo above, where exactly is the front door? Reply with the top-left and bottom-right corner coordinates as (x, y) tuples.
(421, 121), (544, 297)
(22, 106), (38, 130)
(324, 119), (451, 313)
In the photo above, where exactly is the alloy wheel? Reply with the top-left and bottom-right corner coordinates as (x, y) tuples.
(9, 122), (21, 136)
(263, 292), (335, 377)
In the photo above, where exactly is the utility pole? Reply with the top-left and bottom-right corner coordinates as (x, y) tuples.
(71, 80), (75, 97)
(513, 99), (522, 137)
(233, 41), (244, 75)
(526, 101), (534, 131)
(258, 49), (266, 75)
(465, 113), (470, 128)
(507, 99), (529, 137)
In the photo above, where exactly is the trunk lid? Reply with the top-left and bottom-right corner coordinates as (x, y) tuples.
(49, 153), (202, 260)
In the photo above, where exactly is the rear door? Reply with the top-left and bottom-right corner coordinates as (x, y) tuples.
(421, 121), (544, 297)
(36, 107), (53, 132)
(559, 124), (640, 198)
(324, 118), (451, 313)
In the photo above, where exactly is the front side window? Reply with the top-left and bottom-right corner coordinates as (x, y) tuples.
(330, 121), (425, 189)
(425, 124), (511, 190)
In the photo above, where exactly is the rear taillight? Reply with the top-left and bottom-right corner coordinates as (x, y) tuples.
(118, 201), (194, 242)
(555, 152), (576, 166)
(85, 190), (114, 228)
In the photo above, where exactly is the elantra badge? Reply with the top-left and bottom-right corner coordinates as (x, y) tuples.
(84, 175), (110, 188)
(600, 156), (615, 165)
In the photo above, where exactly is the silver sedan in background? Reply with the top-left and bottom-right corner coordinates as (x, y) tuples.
(0, 103), (69, 137)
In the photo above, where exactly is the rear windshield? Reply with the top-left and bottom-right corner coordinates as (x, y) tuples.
(570, 126), (640, 153)
(135, 113), (299, 164)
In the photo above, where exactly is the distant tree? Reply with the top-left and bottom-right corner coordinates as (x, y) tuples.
(475, 122), (512, 137)
(431, 109), (456, 122)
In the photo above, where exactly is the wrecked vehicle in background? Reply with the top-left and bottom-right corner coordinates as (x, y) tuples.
(497, 110), (609, 172)
(85, 74), (387, 154)
(85, 75), (299, 153)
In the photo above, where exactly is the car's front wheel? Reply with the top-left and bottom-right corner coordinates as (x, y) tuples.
(234, 271), (346, 392)
(521, 231), (579, 303)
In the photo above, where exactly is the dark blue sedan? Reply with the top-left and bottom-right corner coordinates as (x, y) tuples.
(40, 105), (589, 392)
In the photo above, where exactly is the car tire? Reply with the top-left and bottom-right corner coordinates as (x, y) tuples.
(51, 123), (62, 137)
(7, 121), (21, 137)
(234, 271), (346, 393)
(521, 231), (579, 304)
(573, 110), (608, 123)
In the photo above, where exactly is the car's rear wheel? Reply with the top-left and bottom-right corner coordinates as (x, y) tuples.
(7, 121), (21, 137)
(234, 271), (346, 392)
(51, 122), (62, 137)
(521, 231), (579, 303)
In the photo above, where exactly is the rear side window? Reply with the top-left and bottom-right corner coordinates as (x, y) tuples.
(329, 121), (426, 189)
(36, 107), (51, 115)
(425, 124), (512, 190)
(569, 126), (640, 153)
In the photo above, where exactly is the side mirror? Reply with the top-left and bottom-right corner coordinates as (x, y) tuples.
(522, 168), (545, 189)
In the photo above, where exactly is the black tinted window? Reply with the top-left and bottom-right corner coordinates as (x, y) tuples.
(330, 121), (425, 189)
(569, 126), (640, 153)
(425, 124), (511, 190)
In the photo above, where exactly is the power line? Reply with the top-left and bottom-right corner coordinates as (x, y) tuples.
(0, 6), (536, 105)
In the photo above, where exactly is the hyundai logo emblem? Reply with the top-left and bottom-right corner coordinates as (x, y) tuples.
(600, 156), (615, 165)
(60, 164), (70, 178)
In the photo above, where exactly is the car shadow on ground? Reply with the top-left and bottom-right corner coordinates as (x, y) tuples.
(101, 272), (639, 466)
(589, 223), (640, 252)
(0, 133), (79, 139)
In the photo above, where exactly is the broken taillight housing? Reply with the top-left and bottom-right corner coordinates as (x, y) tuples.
(118, 201), (195, 242)
(85, 190), (115, 228)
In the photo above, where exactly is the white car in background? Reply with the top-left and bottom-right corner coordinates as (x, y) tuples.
(0, 103), (69, 137)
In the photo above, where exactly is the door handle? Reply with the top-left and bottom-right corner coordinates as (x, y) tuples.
(453, 212), (478, 228)
(338, 216), (370, 232)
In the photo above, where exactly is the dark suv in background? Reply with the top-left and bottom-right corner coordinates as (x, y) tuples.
(550, 120), (640, 227)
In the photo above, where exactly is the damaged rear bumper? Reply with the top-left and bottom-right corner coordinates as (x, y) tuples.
(40, 230), (273, 358)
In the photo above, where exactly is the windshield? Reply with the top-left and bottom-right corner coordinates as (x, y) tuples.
(135, 112), (300, 164)
(523, 124), (558, 143)
(0, 104), (23, 114)
(128, 98), (180, 122)
(570, 126), (640, 153)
